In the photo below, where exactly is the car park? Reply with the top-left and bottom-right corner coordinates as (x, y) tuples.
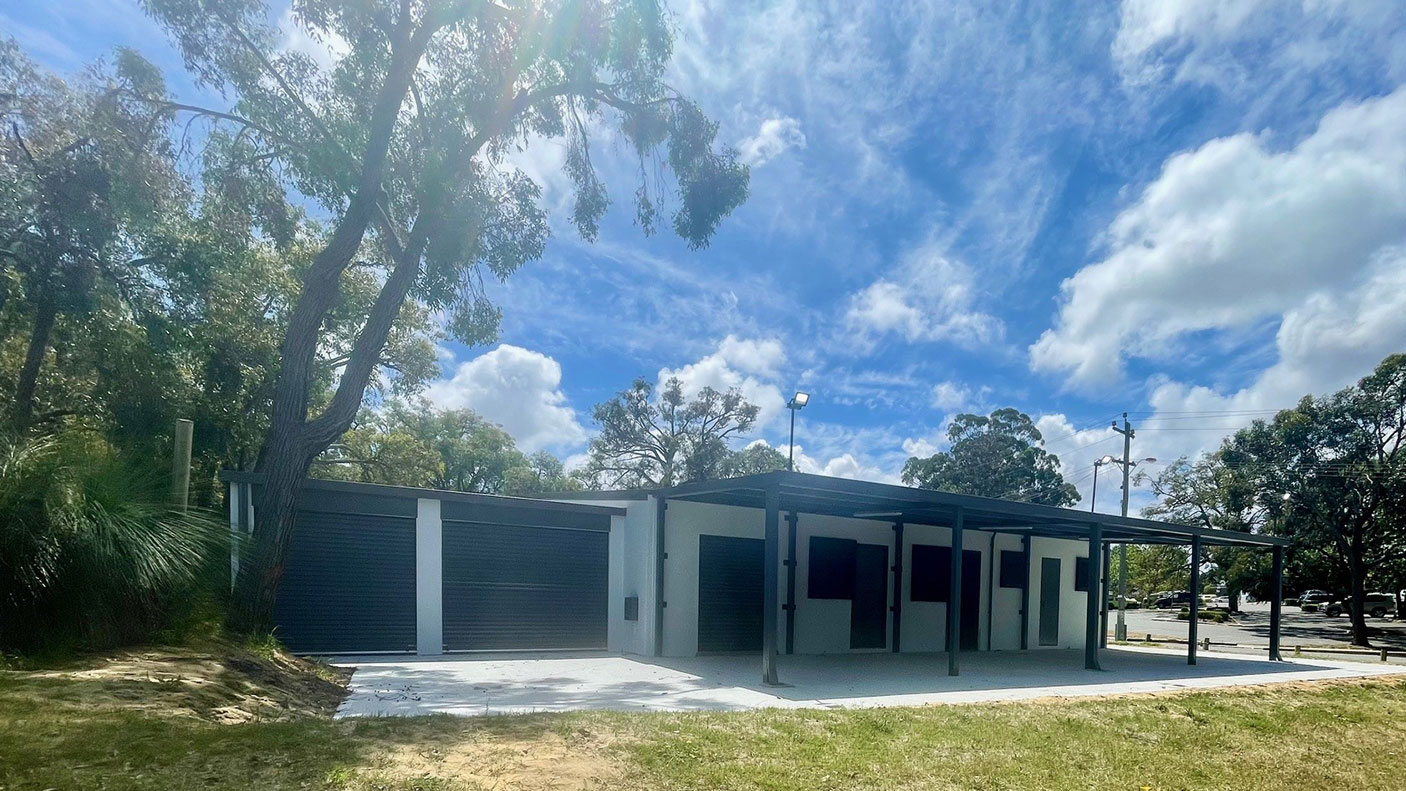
(1298, 590), (1333, 612)
(1324, 593), (1397, 619)
(1155, 591), (1194, 609)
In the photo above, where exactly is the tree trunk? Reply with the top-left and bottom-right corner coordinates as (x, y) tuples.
(12, 297), (57, 432)
(231, 419), (312, 632)
(1348, 553), (1370, 647)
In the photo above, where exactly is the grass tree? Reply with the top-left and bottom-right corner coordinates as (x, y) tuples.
(133, 0), (749, 629)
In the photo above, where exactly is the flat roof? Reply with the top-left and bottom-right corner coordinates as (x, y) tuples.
(656, 471), (1286, 548)
(219, 471), (627, 517)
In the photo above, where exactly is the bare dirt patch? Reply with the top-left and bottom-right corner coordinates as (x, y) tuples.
(9, 639), (350, 723)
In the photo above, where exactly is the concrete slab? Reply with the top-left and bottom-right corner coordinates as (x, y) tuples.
(333, 647), (1405, 718)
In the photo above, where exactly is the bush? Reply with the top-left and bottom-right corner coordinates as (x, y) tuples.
(1176, 608), (1229, 623)
(0, 430), (221, 652)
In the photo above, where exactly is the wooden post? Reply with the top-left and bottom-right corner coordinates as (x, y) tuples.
(170, 419), (193, 511)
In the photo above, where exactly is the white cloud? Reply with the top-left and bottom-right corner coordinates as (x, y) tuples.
(1031, 86), (1406, 389)
(772, 441), (896, 484)
(929, 381), (971, 411)
(901, 435), (940, 460)
(658, 336), (789, 427)
(1113, 0), (1406, 101)
(738, 116), (807, 166)
(1131, 251), (1406, 465)
(425, 344), (586, 453)
(1032, 413), (1125, 509)
(844, 242), (1003, 349)
(715, 335), (786, 378)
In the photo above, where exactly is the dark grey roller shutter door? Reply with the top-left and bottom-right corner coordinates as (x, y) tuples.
(698, 534), (764, 653)
(274, 511), (417, 653)
(442, 522), (608, 651)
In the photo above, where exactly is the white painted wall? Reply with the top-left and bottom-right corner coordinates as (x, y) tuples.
(608, 497), (1097, 658)
(1026, 537), (1094, 650)
(415, 498), (443, 656)
(659, 500), (771, 656)
(793, 513), (896, 654)
(990, 533), (1027, 651)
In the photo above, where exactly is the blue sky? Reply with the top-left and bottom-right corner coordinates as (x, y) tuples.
(8, 0), (1406, 510)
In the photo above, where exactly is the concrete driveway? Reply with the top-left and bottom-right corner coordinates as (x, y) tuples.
(332, 647), (1403, 718)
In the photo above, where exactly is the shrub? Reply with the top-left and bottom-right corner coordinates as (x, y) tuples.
(1175, 608), (1229, 623)
(0, 430), (221, 652)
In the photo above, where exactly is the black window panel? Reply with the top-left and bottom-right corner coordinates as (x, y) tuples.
(910, 543), (953, 602)
(1074, 556), (1091, 592)
(808, 536), (857, 599)
(999, 550), (1027, 589)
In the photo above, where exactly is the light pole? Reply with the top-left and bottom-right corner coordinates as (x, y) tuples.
(1109, 410), (1155, 642)
(785, 391), (809, 471)
(1090, 455), (1115, 513)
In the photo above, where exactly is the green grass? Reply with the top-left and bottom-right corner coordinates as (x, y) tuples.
(4, 651), (1406, 790)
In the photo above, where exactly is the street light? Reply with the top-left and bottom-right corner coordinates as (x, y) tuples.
(1090, 455), (1116, 513)
(786, 391), (809, 471)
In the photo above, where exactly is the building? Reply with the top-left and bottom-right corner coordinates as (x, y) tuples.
(222, 469), (1288, 684)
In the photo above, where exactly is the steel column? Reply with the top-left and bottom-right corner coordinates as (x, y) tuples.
(784, 511), (798, 655)
(653, 496), (667, 657)
(948, 507), (964, 676)
(762, 485), (781, 685)
(1085, 522), (1103, 670)
(1188, 535), (1201, 665)
(1100, 544), (1111, 648)
(1019, 533), (1031, 650)
(1269, 545), (1283, 661)
(891, 520), (904, 653)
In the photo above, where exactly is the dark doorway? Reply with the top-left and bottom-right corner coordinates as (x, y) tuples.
(442, 521), (608, 651)
(1039, 557), (1061, 646)
(698, 535), (764, 653)
(850, 543), (889, 649)
(959, 549), (981, 650)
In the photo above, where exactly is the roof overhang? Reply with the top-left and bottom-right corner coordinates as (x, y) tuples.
(218, 471), (627, 517)
(657, 471), (1286, 548)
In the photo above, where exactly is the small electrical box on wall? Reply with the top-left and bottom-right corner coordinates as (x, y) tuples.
(624, 595), (640, 621)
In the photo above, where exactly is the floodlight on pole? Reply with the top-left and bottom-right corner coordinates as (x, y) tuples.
(786, 391), (809, 472)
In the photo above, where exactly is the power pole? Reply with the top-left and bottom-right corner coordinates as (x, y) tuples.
(1111, 413), (1133, 641)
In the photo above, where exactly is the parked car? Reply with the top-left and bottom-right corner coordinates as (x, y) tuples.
(1324, 593), (1397, 619)
(1298, 590), (1333, 612)
(1155, 591), (1194, 609)
(1207, 595), (1231, 611)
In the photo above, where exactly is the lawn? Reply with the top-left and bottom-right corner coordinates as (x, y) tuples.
(4, 644), (1406, 790)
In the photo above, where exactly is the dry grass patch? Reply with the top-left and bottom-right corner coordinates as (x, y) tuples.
(369, 720), (629, 790)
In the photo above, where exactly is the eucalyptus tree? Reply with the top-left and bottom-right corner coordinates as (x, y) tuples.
(1224, 354), (1406, 646)
(0, 42), (183, 431)
(902, 408), (1079, 506)
(1141, 455), (1265, 610)
(136, 0), (748, 627)
(581, 377), (761, 488)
